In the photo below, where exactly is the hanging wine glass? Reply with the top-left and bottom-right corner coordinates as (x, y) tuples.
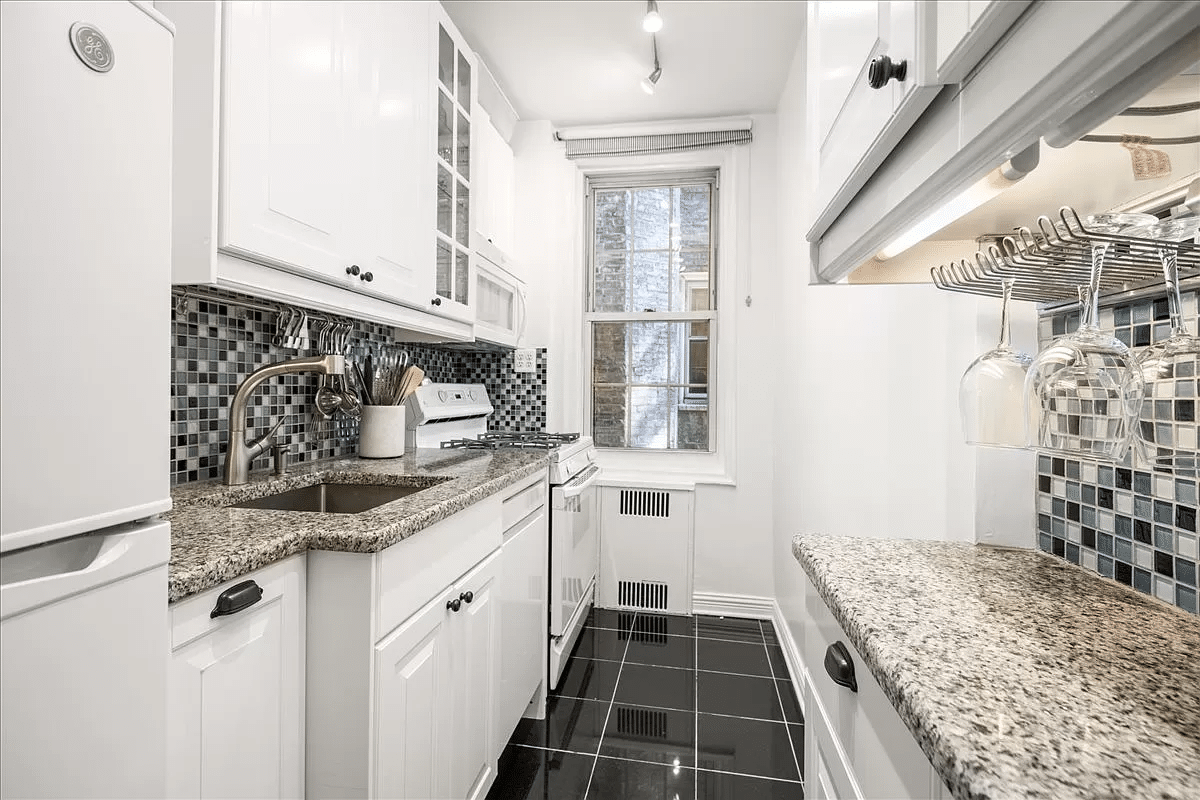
(959, 279), (1033, 447)
(1024, 212), (1156, 459)
(1127, 215), (1200, 475)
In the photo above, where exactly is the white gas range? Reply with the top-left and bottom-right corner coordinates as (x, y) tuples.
(405, 384), (600, 689)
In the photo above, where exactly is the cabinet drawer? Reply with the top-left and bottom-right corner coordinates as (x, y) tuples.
(502, 472), (547, 531)
(376, 495), (502, 641)
(800, 571), (935, 799)
(170, 554), (305, 650)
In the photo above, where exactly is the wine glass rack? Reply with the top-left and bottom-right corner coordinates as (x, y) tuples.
(931, 207), (1200, 302)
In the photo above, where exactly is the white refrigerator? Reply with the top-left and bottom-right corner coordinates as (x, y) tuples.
(0, 2), (174, 797)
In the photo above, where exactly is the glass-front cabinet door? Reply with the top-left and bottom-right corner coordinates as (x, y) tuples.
(431, 8), (475, 322)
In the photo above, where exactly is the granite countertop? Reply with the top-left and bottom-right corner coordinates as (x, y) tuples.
(167, 448), (550, 603)
(792, 534), (1200, 800)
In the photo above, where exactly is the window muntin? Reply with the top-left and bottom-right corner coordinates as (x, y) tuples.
(586, 173), (716, 451)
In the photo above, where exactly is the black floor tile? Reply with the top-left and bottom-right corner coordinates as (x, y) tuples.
(599, 704), (696, 767)
(555, 657), (622, 703)
(632, 611), (696, 638)
(760, 620), (781, 646)
(697, 671), (784, 721)
(486, 744), (595, 800)
(614, 663), (696, 712)
(696, 713), (800, 782)
(587, 756), (696, 800)
(765, 645), (790, 680)
(697, 638), (772, 677)
(696, 615), (766, 644)
(695, 769), (803, 800)
(787, 724), (804, 780)
(509, 695), (609, 755)
(776, 679), (803, 724)
(588, 607), (638, 632)
(572, 626), (632, 662)
(622, 632), (696, 670)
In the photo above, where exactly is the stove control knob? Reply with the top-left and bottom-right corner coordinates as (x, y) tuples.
(438, 391), (448, 402)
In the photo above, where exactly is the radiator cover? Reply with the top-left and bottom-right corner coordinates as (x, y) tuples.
(599, 487), (694, 615)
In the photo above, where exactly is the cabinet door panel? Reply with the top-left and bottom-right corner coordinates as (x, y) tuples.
(352, 0), (434, 306)
(168, 600), (289, 799)
(374, 593), (453, 800)
(808, 1), (941, 239)
(220, 1), (348, 277)
(453, 553), (500, 800)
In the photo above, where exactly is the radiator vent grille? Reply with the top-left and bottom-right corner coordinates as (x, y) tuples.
(618, 579), (669, 610)
(619, 489), (671, 518)
(615, 706), (669, 739)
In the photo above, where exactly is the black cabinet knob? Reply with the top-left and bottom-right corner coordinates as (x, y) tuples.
(361, 271), (373, 282)
(447, 598), (462, 612)
(824, 641), (858, 692)
(431, 297), (443, 306)
(459, 591), (474, 604)
(346, 265), (360, 276)
(867, 55), (907, 89)
(210, 580), (263, 619)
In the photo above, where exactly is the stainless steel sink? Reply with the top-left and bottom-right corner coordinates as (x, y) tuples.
(230, 483), (431, 514)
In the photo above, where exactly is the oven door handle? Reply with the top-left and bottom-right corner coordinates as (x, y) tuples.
(559, 467), (600, 499)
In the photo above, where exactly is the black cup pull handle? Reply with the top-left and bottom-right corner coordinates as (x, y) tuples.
(210, 580), (264, 619)
(824, 641), (858, 692)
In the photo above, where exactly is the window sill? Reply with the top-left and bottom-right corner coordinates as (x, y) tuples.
(594, 449), (734, 489)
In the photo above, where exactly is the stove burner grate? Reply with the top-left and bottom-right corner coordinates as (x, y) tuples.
(440, 432), (581, 450)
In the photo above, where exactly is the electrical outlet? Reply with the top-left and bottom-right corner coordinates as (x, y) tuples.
(513, 348), (536, 373)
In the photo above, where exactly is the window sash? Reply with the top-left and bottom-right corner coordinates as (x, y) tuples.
(584, 171), (719, 452)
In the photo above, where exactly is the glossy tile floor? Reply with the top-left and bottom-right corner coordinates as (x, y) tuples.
(486, 609), (805, 800)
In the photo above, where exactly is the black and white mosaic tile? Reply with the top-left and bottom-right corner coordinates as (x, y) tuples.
(1036, 287), (1200, 614)
(170, 288), (547, 485)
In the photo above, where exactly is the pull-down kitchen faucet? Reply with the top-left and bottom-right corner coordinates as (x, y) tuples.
(223, 354), (345, 485)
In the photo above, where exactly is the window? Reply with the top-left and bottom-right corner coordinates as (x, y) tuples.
(585, 171), (717, 451)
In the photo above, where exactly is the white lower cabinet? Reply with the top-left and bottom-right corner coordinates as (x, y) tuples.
(308, 471), (548, 800)
(167, 555), (306, 800)
(798, 569), (950, 800)
(373, 553), (498, 800)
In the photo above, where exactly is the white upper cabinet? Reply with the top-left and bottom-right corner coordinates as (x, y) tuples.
(474, 112), (516, 266)
(219, 1), (351, 280)
(161, 0), (472, 340)
(431, 4), (477, 323)
(808, 1), (941, 238)
(934, 1), (1030, 84)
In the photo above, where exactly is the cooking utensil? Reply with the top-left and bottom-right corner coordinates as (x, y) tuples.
(397, 366), (425, 403)
(314, 372), (342, 418)
(354, 361), (373, 405)
(337, 371), (363, 419)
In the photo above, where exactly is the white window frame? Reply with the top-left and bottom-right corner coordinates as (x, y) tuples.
(573, 146), (747, 486)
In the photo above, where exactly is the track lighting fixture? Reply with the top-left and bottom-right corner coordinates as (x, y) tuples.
(642, 0), (663, 33)
(640, 34), (661, 94)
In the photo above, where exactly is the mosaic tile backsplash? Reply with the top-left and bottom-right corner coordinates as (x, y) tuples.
(1035, 286), (1199, 615)
(171, 289), (546, 485)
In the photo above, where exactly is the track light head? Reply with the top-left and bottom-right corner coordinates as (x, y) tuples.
(643, 0), (663, 33)
(640, 67), (662, 94)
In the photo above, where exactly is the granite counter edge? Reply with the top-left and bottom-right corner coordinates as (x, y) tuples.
(168, 458), (550, 604)
(791, 535), (986, 800)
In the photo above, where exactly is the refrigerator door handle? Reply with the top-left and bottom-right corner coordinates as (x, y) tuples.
(0, 522), (170, 619)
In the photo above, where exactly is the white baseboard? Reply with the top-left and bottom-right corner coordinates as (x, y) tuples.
(691, 591), (775, 619)
(771, 599), (812, 702)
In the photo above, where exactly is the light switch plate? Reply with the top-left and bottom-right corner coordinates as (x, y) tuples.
(513, 348), (536, 372)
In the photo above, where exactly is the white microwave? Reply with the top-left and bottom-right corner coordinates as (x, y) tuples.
(473, 251), (527, 348)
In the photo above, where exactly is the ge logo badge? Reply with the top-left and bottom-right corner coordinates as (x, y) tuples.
(69, 22), (114, 73)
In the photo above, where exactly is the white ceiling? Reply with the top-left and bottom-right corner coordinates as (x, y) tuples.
(442, 1), (806, 128)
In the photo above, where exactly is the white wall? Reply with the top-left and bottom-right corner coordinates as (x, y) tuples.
(511, 118), (780, 602)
